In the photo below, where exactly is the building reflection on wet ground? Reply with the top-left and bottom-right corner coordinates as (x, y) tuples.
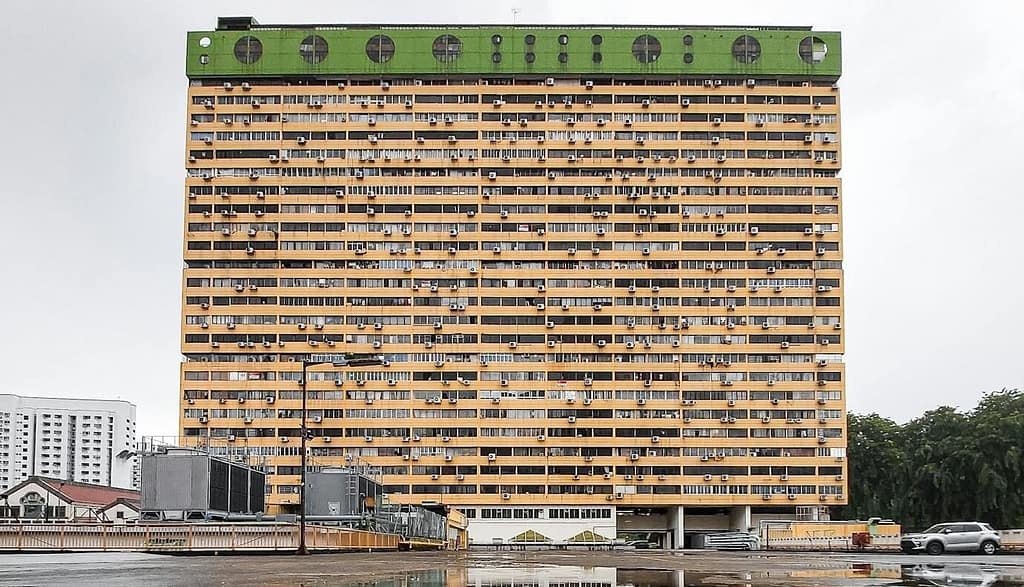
(348, 564), (1024, 587)
(1, 550), (1023, 586)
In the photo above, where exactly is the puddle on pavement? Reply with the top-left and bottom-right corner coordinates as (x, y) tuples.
(896, 563), (1024, 587)
(332, 564), (1024, 587)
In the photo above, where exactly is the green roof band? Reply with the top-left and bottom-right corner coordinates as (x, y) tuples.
(187, 22), (841, 78)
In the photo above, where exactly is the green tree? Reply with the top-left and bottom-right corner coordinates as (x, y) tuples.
(838, 388), (1023, 530)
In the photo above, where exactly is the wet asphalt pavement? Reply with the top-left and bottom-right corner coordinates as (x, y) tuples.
(0, 549), (1022, 586)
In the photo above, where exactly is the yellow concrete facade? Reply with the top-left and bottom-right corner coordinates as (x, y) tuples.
(180, 75), (846, 514)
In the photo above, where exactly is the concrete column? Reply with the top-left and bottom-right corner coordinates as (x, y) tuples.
(729, 505), (752, 532)
(671, 505), (685, 549)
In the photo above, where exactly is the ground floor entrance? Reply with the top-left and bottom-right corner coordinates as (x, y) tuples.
(464, 504), (800, 548)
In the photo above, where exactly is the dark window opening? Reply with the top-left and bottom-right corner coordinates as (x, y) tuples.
(233, 36), (262, 64)
(732, 35), (761, 64)
(299, 35), (328, 64)
(632, 35), (661, 64)
(366, 35), (395, 63)
(799, 36), (828, 64)
(432, 34), (462, 62)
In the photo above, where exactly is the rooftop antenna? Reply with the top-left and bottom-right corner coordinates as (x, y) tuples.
(512, 8), (521, 25)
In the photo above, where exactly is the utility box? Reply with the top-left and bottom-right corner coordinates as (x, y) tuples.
(141, 448), (265, 520)
(304, 468), (382, 518)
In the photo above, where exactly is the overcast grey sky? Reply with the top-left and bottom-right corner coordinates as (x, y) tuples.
(0, 1), (1020, 438)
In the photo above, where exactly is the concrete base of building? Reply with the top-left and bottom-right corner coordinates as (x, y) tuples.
(466, 505), (798, 548)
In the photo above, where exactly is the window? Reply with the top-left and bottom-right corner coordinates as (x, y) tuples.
(366, 35), (395, 63)
(799, 36), (828, 64)
(632, 35), (661, 64)
(233, 36), (262, 64)
(732, 35), (761, 64)
(432, 35), (462, 62)
(299, 35), (329, 64)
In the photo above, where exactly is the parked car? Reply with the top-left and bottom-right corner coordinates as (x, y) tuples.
(624, 539), (654, 549)
(900, 522), (1001, 555)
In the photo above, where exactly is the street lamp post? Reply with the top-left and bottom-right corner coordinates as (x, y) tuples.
(297, 354), (384, 555)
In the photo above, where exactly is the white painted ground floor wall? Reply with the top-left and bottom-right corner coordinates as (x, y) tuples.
(466, 506), (798, 547)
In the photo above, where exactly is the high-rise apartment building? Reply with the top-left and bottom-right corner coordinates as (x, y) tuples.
(0, 395), (138, 490)
(181, 18), (844, 546)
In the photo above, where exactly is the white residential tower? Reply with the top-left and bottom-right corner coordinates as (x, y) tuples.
(0, 395), (137, 490)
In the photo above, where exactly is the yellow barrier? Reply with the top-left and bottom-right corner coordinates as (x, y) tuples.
(766, 521), (901, 541)
(0, 523), (402, 553)
(762, 521), (901, 550)
(446, 508), (470, 550)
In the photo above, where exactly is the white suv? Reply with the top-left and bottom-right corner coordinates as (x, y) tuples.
(900, 522), (1001, 555)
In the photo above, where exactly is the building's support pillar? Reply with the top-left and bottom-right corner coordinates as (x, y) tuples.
(729, 505), (752, 532)
(671, 505), (685, 549)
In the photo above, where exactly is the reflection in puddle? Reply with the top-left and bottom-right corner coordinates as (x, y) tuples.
(342, 570), (447, 587)
(338, 564), (1024, 587)
(899, 563), (1024, 587)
